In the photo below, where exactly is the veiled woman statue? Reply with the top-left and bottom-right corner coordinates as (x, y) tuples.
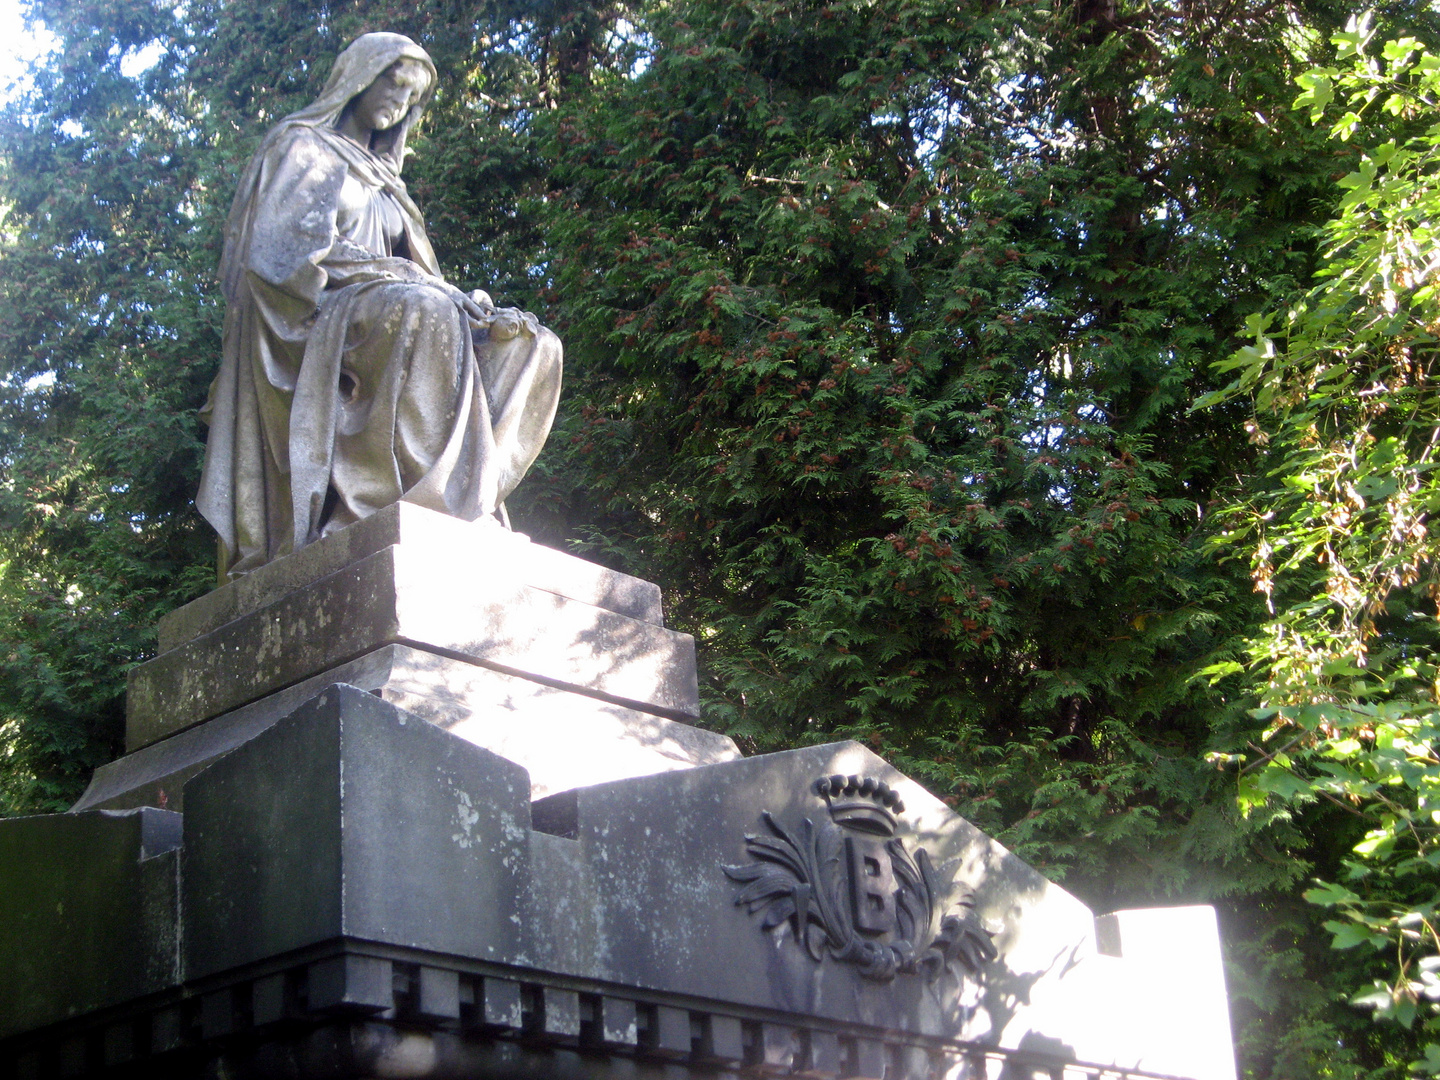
(198, 32), (562, 579)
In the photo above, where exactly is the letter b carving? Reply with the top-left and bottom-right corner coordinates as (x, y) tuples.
(846, 835), (897, 936)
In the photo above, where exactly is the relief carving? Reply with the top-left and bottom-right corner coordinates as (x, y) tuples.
(723, 775), (997, 982)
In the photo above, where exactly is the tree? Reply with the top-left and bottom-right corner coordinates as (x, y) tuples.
(526, 0), (1392, 1070)
(0, 0), (217, 811)
(1200, 14), (1440, 1071)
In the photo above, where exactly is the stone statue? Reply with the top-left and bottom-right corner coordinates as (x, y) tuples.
(197, 32), (562, 579)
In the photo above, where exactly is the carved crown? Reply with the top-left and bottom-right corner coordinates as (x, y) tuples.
(813, 774), (905, 836)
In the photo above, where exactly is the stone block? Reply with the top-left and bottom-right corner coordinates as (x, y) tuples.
(893, 1046), (932, 1080)
(308, 955), (394, 1015)
(417, 966), (462, 1021)
(7, 681), (1235, 1080)
(805, 1031), (842, 1078)
(252, 973), (288, 1026)
(0, 807), (181, 1039)
(1084, 906), (1236, 1080)
(517, 740), (1092, 1042)
(759, 1024), (797, 1071)
(380, 653), (728, 798)
(706, 1016), (746, 1064)
(101, 1022), (135, 1066)
(850, 1040), (887, 1080)
(598, 997), (638, 1047)
(200, 988), (237, 1038)
(158, 502), (664, 652)
(182, 685), (530, 980)
(129, 543), (699, 750)
(541, 987), (582, 1039)
(652, 1005), (691, 1057)
(149, 1006), (184, 1053)
(79, 646), (735, 812)
(477, 977), (524, 1031)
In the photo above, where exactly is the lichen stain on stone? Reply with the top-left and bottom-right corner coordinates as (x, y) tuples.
(498, 810), (527, 845)
(450, 788), (480, 849)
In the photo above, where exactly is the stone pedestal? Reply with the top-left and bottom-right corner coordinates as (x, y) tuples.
(78, 504), (737, 808)
(0, 510), (1237, 1080)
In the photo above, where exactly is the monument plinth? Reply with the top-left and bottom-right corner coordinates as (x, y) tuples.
(2, 509), (1236, 1080)
(75, 502), (736, 811)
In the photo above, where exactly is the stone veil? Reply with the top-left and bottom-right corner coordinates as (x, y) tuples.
(197, 32), (562, 579)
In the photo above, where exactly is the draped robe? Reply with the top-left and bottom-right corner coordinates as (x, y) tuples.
(197, 34), (562, 579)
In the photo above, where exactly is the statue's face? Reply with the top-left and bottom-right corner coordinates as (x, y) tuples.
(349, 58), (429, 133)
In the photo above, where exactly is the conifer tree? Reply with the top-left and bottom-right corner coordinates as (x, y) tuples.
(523, 0), (1411, 1070)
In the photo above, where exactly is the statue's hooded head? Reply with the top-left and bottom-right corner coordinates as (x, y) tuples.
(284, 32), (438, 172)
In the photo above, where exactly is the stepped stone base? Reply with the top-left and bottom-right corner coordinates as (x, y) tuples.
(157, 502), (666, 651)
(85, 503), (737, 810)
(79, 645), (736, 810)
(129, 505), (702, 752)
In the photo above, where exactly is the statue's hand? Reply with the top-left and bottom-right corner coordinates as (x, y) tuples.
(458, 286), (539, 343)
(490, 309), (523, 341)
(487, 307), (542, 342)
(420, 274), (492, 325)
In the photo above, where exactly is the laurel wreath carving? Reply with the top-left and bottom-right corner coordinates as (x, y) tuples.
(723, 811), (997, 982)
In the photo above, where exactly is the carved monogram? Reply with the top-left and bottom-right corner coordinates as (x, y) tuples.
(723, 775), (997, 982)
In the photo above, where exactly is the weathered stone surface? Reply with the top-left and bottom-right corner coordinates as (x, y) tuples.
(521, 741), (1083, 1041)
(183, 686), (530, 980)
(80, 653), (414, 813)
(200, 34), (563, 580)
(5, 686), (1234, 1080)
(517, 744), (1236, 1080)
(384, 651), (734, 799)
(128, 543), (699, 751)
(0, 807), (181, 1039)
(78, 646), (736, 812)
(158, 503), (664, 652)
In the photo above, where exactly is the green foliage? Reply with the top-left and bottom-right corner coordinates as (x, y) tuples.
(1200, 14), (1440, 1071)
(535, 0), (1328, 876)
(0, 0), (220, 810)
(520, 3), (1400, 1070)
